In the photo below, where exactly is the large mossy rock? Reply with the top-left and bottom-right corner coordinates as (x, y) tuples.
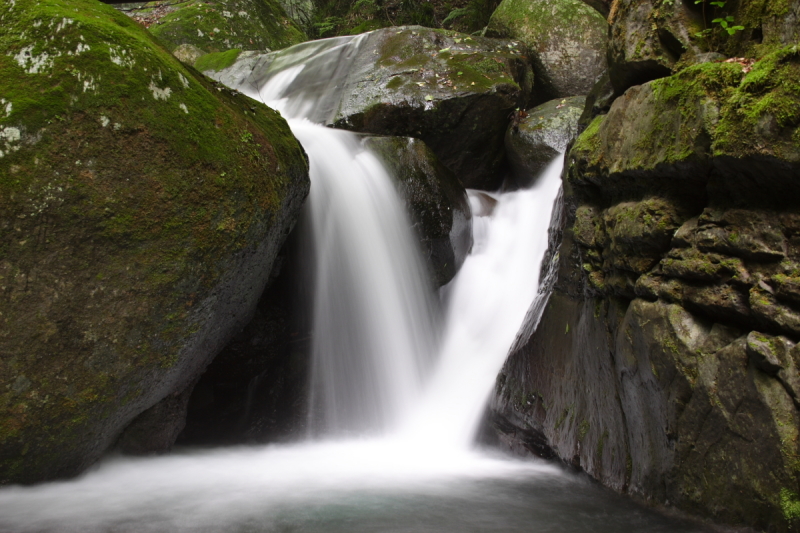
(505, 96), (585, 188)
(363, 135), (472, 287)
(486, 0), (608, 102)
(489, 45), (800, 532)
(145, 0), (306, 55)
(213, 27), (532, 190)
(0, 0), (309, 483)
(571, 46), (800, 207)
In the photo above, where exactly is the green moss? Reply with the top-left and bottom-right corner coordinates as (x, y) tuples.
(714, 45), (800, 157)
(781, 488), (800, 522)
(194, 48), (242, 72)
(578, 419), (590, 441)
(571, 115), (604, 158)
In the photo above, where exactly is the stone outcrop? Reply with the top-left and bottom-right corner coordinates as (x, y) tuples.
(606, 0), (800, 97)
(0, 0), (309, 483)
(505, 96), (585, 189)
(491, 45), (800, 532)
(486, 0), (608, 102)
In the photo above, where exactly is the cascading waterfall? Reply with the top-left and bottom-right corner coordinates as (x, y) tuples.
(248, 36), (562, 444)
(0, 35), (710, 533)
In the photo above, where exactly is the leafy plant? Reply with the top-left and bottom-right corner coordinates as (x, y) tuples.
(693, 0), (744, 50)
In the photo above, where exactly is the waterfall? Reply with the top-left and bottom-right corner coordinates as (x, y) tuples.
(242, 39), (562, 443)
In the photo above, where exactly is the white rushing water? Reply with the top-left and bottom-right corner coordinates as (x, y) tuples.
(0, 36), (572, 532)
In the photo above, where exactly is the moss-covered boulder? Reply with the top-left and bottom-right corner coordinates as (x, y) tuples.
(334, 26), (532, 190)
(486, 0), (608, 102)
(213, 26), (532, 190)
(505, 96), (585, 188)
(363, 135), (472, 286)
(143, 0), (306, 56)
(0, 0), (309, 483)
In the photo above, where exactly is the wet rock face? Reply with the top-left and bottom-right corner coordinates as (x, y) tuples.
(491, 45), (800, 532)
(486, 0), (608, 102)
(333, 26), (533, 191)
(505, 96), (585, 189)
(363, 136), (472, 287)
(140, 0), (306, 55)
(0, 0), (309, 483)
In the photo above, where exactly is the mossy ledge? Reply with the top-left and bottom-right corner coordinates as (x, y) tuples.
(0, 0), (309, 484)
(568, 45), (800, 207)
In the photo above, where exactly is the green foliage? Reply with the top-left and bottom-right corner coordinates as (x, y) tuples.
(300, 0), (496, 39)
(693, 0), (744, 50)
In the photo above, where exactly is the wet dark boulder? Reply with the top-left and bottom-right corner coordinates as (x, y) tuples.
(505, 96), (585, 189)
(363, 135), (472, 287)
(333, 27), (532, 191)
(0, 0), (309, 483)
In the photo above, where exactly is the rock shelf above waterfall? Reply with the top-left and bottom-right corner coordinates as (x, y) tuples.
(207, 26), (533, 190)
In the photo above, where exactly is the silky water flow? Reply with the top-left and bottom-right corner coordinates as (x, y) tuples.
(0, 35), (713, 533)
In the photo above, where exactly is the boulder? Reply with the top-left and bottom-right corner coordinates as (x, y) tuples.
(363, 135), (472, 287)
(505, 96), (585, 188)
(486, 0), (608, 102)
(142, 0), (306, 56)
(212, 26), (533, 190)
(178, 278), (310, 446)
(0, 0), (309, 483)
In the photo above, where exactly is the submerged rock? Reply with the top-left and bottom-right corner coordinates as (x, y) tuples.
(363, 135), (472, 287)
(486, 0), (608, 102)
(0, 0), (309, 483)
(505, 96), (585, 188)
(212, 26), (533, 190)
(144, 0), (305, 56)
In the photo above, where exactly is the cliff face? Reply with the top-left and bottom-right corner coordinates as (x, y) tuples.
(491, 43), (800, 533)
